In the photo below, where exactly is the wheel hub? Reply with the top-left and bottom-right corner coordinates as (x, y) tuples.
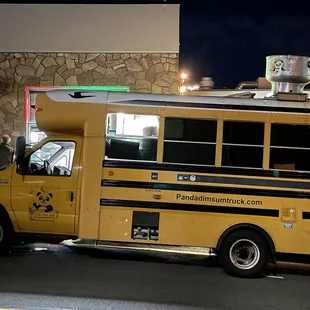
(229, 239), (260, 270)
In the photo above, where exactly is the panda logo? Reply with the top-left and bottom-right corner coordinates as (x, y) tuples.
(272, 59), (284, 74)
(33, 192), (54, 213)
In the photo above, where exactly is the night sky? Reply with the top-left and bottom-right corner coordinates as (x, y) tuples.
(4, 0), (310, 88)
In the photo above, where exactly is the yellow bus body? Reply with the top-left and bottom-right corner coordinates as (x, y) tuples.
(2, 89), (310, 277)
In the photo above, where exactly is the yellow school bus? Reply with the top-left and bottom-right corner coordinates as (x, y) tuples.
(1, 55), (310, 278)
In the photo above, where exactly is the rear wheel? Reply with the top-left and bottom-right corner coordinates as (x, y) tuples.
(218, 230), (270, 278)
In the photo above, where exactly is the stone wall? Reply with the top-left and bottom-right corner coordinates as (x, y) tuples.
(0, 52), (179, 142)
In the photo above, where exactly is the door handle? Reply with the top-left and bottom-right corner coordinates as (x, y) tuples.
(69, 192), (74, 202)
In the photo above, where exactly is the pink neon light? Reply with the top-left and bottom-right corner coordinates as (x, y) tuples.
(24, 86), (55, 129)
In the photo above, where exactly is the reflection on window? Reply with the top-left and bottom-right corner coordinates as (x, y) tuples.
(54, 155), (68, 168)
(222, 121), (264, 169)
(30, 142), (62, 166)
(163, 118), (217, 166)
(105, 113), (159, 161)
(270, 124), (310, 172)
(107, 113), (159, 136)
(28, 141), (76, 176)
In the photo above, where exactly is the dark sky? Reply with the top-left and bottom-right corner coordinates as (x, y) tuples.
(4, 0), (310, 88)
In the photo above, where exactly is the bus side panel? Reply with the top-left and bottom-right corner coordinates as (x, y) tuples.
(99, 207), (132, 242)
(98, 204), (278, 247)
(99, 185), (310, 255)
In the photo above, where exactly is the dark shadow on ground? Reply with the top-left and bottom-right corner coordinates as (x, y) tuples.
(1, 244), (310, 309)
(0, 244), (225, 309)
(10, 242), (218, 267)
(9, 243), (310, 276)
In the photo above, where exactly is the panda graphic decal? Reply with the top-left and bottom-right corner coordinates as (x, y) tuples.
(32, 191), (54, 213)
(272, 59), (285, 74)
(271, 57), (294, 76)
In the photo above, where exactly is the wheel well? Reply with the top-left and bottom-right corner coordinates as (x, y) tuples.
(0, 204), (15, 232)
(216, 223), (276, 256)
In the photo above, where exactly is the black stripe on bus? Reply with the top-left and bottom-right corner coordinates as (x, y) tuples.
(103, 160), (310, 181)
(176, 174), (310, 190)
(100, 199), (279, 218)
(302, 212), (310, 220)
(123, 99), (310, 115)
(101, 180), (310, 199)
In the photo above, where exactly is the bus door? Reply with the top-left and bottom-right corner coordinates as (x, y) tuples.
(11, 137), (82, 235)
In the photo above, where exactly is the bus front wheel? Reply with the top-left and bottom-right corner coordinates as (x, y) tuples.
(218, 230), (269, 278)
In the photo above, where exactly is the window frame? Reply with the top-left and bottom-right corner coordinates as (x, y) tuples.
(162, 117), (218, 167)
(221, 120), (265, 170)
(105, 113), (160, 163)
(269, 123), (310, 173)
(25, 140), (77, 177)
(104, 110), (310, 175)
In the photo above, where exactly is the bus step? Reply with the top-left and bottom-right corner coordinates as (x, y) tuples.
(60, 239), (216, 257)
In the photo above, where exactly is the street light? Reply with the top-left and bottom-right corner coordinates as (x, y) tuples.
(180, 72), (187, 81)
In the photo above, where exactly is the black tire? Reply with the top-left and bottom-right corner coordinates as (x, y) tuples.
(0, 216), (13, 256)
(218, 229), (270, 278)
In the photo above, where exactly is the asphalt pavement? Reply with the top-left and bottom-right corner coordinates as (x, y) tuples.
(0, 244), (310, 310)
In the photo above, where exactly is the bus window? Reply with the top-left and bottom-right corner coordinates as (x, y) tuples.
(27, 141), (76, 176)
(222, 121), (264, 169)
(105, 113), (159, 162)
(270, 124), (310, 172)
(163, 118), (217, 166)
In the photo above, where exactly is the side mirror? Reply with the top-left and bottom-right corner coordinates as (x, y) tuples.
(15, 136), (26, 172)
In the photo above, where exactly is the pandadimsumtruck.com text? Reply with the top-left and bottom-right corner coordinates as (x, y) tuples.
(176, 194), (262, 206)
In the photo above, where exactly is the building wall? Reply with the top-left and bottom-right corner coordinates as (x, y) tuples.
(0, 4), (180, 142)
(0, 4), (179, 53)
(0, 52), (179, 140)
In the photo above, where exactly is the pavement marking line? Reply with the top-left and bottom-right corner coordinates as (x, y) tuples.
(267, 275), (284, 279)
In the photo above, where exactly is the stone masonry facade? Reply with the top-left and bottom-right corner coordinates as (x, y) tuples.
(0, 52), (179, 143)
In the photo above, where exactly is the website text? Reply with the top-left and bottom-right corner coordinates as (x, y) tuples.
(176, 194), (263, 206)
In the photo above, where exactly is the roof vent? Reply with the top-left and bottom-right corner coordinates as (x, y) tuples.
(266, 55), (310, 100)
(199, 77), (214, 90)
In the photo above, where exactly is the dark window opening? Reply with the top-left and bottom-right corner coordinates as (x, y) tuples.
(271, 124), (310, 148)
(222, 145), (263, 169)
(270, 124), (310, 172)
(105, 136), (157, 161)
(222, 121), (264, 169)
(164, 118), (217, 142)
(164, 142), (216, 165)
(163, 118), (217, 166)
